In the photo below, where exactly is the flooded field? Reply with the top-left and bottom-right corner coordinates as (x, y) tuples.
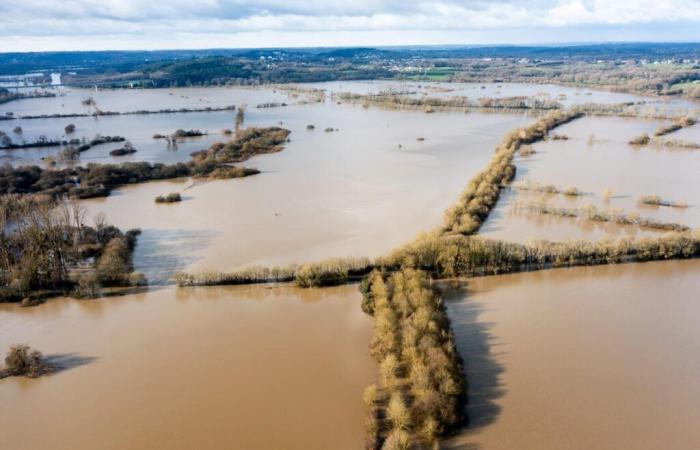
(76, 104), (530, 279)
(443, 259), (700, 450)
(307, 80), (700, 111)
(0, 284), (374, 450)
(480, 115), (700, 242)
(1, 81), (699, 450)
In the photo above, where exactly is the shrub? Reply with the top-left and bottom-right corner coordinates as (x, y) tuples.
(155, 192), (182, 203)
(65, 124), (76, 134)
(1, 345), (50, 378)
(629, 133), (651, 145)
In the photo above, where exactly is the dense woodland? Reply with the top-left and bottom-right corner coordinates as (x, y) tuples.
(3, 44), (699, 98)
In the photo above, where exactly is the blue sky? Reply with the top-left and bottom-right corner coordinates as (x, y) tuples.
(1, 0), (699, 52)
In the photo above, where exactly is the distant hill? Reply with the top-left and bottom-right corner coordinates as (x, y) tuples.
(2, 43), (699, 75)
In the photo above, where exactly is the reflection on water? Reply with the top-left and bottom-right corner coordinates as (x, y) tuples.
(444, 260), (700, 450)
(0, 284), (375, 450)
(133, 229), (219, 284)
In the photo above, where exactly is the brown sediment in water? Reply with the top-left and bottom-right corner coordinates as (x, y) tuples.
(0, 284), (375, 450)
(79, 107), (530, 278)
(480, 115), (700, 242)
(442, 259), (700, 450)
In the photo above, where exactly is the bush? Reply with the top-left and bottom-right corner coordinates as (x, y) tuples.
(155, 192), (182, 203)
(629, 133), (651, 145)
(1, 345), (50, 378)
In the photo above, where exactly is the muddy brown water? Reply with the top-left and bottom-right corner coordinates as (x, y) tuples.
(480, 116), (700, 242)
(0, 284), (374, 450)
(443, 259), (700, 450)
(2, 86), (699, 450)
(77, 104), (530, 281)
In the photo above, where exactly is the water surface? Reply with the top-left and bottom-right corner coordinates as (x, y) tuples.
(0, 284), (374, 450)
(444, 259), (700, 450)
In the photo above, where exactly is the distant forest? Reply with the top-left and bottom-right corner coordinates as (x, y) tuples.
(1, 43), (699, 96)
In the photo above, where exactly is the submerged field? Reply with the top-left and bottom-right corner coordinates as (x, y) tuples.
(0, 285), (374, 450)
(1, 81), (699, 449)
(481, 115), (700, 242)
(444, 259), (700, 450)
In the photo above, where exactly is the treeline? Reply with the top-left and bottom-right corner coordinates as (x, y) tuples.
(361, 269), (465, 449)
(176, 229), (700, 291)
(336, 92), (562, 112)
(0, 88), (56, 105)
(174, 256), (373, 288)
(442, 110), (584, 235)
(512, 181), (584, 196)
(0, 195), (144, 304)
(570, 102), (697, 120)
(3, 105), (236, 121)
(0, 127), (290, 199)
(377, 231), (700, 278)
(0, 133), (124, 151)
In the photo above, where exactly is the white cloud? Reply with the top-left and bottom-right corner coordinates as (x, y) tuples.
(1, 0), (699, 51)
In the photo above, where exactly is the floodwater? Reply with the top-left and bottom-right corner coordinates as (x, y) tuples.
(480, 115), (700, 242)
(307, 80), (700, 111)
(2, 84), (699, 450)
(443, 259), (700, 450)
(0, 284), (374, 450)
(0, 86), (292, 167)
(76, 102), (530, 280)
(0, 85), (286, 116)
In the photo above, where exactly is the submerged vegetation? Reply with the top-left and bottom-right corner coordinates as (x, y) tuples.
(336, 92), (562, 113)
(0, 127), (290, 199)
(362, 269), (465, 449)
(442, 110), (584, 235)
(174, 256), (373, 288)
(0, 345), (51, 379)
(0, 195), (143, 303)
(638, 195), (688, 208)
(653, 116), (697, 137)
(515, 201), (690, 232)
(154, 192), (182, 203)
(513, 181), (585, 197)
(109, 141), (137, 156)
(4, 105), (237, 121)
(377, 230), (700, 278)
(629, 133), (651, 145)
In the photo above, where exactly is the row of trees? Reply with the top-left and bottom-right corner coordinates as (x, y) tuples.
(442, 110), (583, 235)
(361, 269), (464, 449)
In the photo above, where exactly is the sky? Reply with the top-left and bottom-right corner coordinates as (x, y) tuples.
(1, 0), (699, 52)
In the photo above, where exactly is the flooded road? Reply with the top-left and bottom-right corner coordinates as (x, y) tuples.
(444, 259), (700, 450)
